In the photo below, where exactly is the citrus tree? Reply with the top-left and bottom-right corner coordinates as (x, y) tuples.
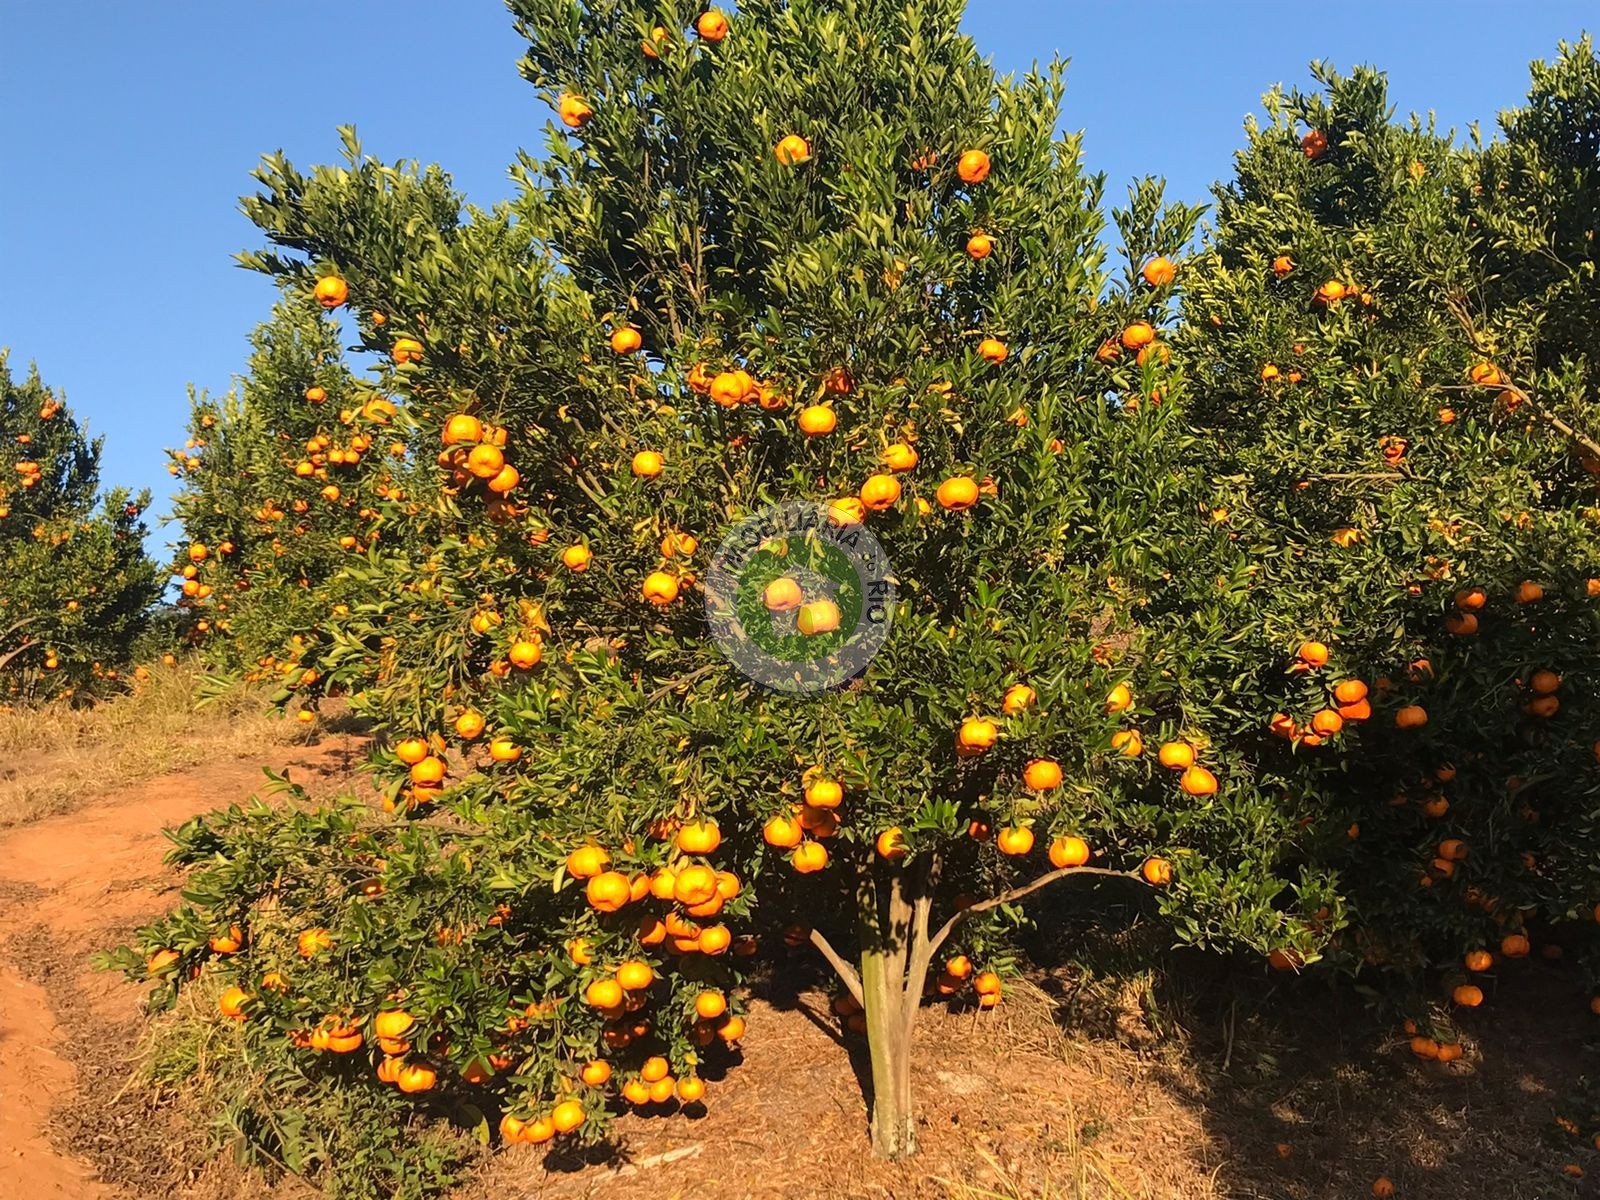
(166, 297), (408, 692)
(113, 4), (1600, 1188)
(1174, 53), (1600, 1041)
(0, 352), (160, 702)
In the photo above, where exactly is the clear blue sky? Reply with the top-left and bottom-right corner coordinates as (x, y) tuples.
(1, 1), (1592, 555)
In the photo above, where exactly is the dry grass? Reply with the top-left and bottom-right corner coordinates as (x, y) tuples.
(0, 658), (302, 828)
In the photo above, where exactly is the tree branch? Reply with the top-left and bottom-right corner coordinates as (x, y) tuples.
(925, 865), (1143, 961)
(808, 927), (863, 1008)
(1442, 292), (1600, 460)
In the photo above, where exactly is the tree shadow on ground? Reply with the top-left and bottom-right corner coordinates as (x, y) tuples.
(1029, 904), (1600, 1199)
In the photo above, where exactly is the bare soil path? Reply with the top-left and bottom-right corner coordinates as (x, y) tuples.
(0, 735), (367, 1200)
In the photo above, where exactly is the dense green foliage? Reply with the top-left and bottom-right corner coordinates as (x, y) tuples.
(105, 11), (1600, 1197)
(0, 354), (161, 701)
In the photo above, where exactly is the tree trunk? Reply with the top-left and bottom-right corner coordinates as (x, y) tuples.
(860, 869), (919, 1159)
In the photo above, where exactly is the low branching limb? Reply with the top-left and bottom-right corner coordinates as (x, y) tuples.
(900, 853), (942, 1038)
(809, 927), (864, 1008)
(924, 865), (1144, 961)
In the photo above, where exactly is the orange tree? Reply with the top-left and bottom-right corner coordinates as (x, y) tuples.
(0, 352), (160, 702)
(166, 295), (408, 688)
(1174, 54), (1600, 1037)
(104, 0), (1387, 1182)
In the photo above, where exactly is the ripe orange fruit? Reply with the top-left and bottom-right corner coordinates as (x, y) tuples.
(304, 385), (327, 404)
(876, 827), (908, 859)
(1049, 835), (1090, 869)
(561, 544), (592, 572)
(676, 1074), (707, 1103)
(805, 778), (843, 809)
(1111, 729), (1143, 757)
(677, 820), (722, 855)
(775, 134), (811, 165)
(1141, 257), (1177, 287)
(977, 337), (1008, 364)
(1297, 641), (1329, 667)
(1409, 1036), (1439, 1060)
(1002, 683), (1036, 714)
(797, 404), (837, 436)
(617, 959), (655, 992)
(763, 576), (803, 612)
(695, 990), (728, 1020)
(695, 9), (729, 40)
(1179, 765), (1218, 796)
(396, 1063), (438, 1093)
(1333, 679), (1368, 705)
(557, 93), (593, 129)
(374, 1010), (415, 1040)
(1120, 321), (1155, 350)
(1105, 682), (1133, 713)
(966, 232), (993, 259)
(1529, 669), (1561, 695)
(586, 871), (632, 913)
(860, 473), (902, 511)
(1514, 580), (1544, 604)
(566, 844), (610, 879)
(585, 978), (624, 1009)
(675, 864), (720, 907)
(551, 1098), (586, 1133)
(1023, 759), (1062, 790)
(956, 149), (991, 183)
(1271, 254), (1294, 277)
(709, 369), (753, 406)
(936, 476), (979, 511)
(442, 414), (482, 446)
(642, 571), (680, 605)
(1260, 363), (1281, 382)
(463, 442), (503, 479)
(454, 709), (485, 740)
(410, 755), (446, 786)
(1464, 949), (1493, 972)
(1300, 129), (1328, 159)
(610, 325), (641, 354)
(1371, 1177), (1395, 1198)
(1310, 709), (1344, 737)
(1157, 741), (1195, 770)
(1394, 705), (1428, 730)
(1468, 361), (1504, 386)
(631, 450), (665, 478)
(957, 717), (998, 752)
(973, 970), (1002, 996)
(313, 276), (349, 308)
(1452, 984), (1483, 1007)
(793, 842), (828, 873)
(763, 813), (803, 848)
(1453, 586), (1487, 611)
(1500, 933), (1530, 958)
(218, 986), (251, 1020)
(508, 640), (542, 669)
(1444, 611), (1479, 636)
(796, 599), (841, 635)
(581, 1060), (611, 1087)
(996, 826), (1034, 856)
(883, 442), (919, 471)
(209, 924), (245, 954)
(1142, 857), (1173, 886)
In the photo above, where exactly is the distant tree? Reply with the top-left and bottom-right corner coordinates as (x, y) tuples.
(0, 352), (161, 701)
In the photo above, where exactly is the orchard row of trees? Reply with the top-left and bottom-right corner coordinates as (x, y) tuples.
(95, 3), (1600, 1193)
